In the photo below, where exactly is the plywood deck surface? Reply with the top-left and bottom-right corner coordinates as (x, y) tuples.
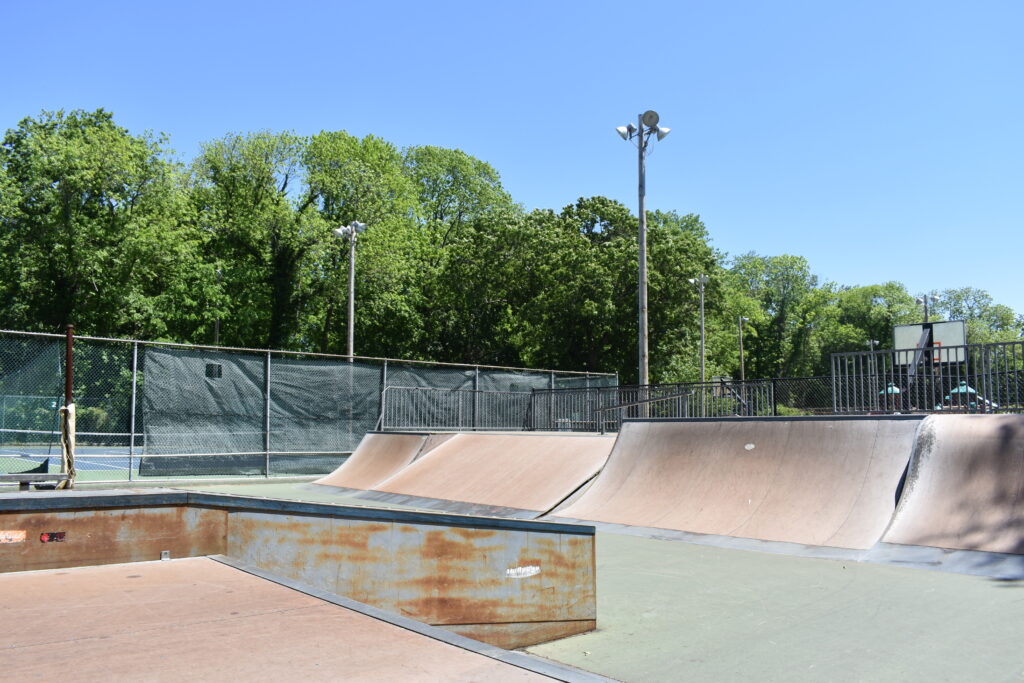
(0, 557), (550, 682)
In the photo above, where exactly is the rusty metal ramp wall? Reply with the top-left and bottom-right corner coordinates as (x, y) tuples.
(550, 417), (923, 550)
(314, 431), (454, 490)
(364, 433), (616, 516)
(0, 489), (597, 650)
(881, 414), (1024, 554)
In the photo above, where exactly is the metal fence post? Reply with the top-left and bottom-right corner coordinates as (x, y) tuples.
(128, 341), (138, 481)
(264, 351), (271, 478)
(548, 370), (557, 430)
(379, 360), (388, 432)
(473, 367), (480, 431)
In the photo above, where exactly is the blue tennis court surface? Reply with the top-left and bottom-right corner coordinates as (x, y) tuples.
(1, 446), (131, 472)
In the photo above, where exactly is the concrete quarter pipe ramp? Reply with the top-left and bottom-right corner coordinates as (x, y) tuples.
(314, 432), (453, 490)
(550, 417), (922, 549)
(365, 433), (615, 515)
(882, 414), (1024, 554)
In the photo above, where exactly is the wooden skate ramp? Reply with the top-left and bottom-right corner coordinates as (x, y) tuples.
(371, 433), (615, 514)
(550, 417), (923, 549)
(882, 414), (1024, 554)
(314, 432), (453, 490)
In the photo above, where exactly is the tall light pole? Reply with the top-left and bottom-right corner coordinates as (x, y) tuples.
(214, 268), (222, 345)
(688, 275), (709, 383)
(738, 316), (749, 382)
(916, 294), (940, 322)
(617, 111), (670, 386)
(333, 221), (367, 360)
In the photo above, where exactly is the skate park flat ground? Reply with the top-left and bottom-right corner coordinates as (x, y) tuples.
(178, 479), (1024, 682)
(0, 557), (563, 682)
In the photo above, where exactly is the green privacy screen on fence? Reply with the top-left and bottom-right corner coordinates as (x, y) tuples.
(0, 329), (613, 481)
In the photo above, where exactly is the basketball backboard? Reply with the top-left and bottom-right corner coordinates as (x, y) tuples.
(893, 320), (967, 365)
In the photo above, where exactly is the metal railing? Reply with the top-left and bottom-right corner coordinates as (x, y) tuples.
(831, 340), (1024, 414)
(377, 386), (533, 432)
(529, 379), (791, 432)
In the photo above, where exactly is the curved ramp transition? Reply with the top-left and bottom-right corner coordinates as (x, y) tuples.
(314, 432), (453, 490)
(371, 432), (615, 514)
(550, 417), (922, 549)
(882, 414), (1024, 554)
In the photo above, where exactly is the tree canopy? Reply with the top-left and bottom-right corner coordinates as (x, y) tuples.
(2, 108), (1020, 381)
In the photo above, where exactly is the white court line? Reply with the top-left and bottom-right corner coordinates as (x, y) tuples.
(0, 452), (130, 471)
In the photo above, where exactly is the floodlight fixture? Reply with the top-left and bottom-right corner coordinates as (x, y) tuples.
(617, 110), (671, 387)
(915, 294), (941, 322)
(333, 221), (368, 360)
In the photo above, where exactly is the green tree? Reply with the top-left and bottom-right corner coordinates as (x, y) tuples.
(513, 198), (718, 382)
(0, 109), (207, 339)
(402, 145), (516, 248)
(933, 287), (1023, 343)
(190, 131), (326, 349)
(731, 253), (821, 378)
(304, 131), (425, 356)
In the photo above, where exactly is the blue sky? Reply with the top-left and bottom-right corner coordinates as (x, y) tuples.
(5, 0), (1023, 317)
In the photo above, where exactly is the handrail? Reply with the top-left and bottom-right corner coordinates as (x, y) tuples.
(595, 391), (693, 433)
(718, 378), (750, 410)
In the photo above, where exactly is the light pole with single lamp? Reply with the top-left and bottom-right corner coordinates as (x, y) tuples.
(916, 295), (940, 323)
(333, 221), (367, 360)
(867, 339), (880, 409)
(617, 111), (670, 386)
(738, 316), (750, 382)
(688, 275), (709, 384)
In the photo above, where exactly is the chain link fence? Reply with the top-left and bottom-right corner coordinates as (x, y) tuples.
(0, 334), (66, 477)
(0, 330), (614, 482)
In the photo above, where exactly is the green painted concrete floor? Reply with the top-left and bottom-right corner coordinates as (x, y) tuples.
(527, 532), (1024, 682)
(182, 481), (1024, 682)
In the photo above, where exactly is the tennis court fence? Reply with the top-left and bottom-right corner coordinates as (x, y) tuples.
(0, 330), (615, 482)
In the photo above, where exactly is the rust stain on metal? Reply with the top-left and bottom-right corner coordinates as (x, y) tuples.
(400, 596), (506, 625)
(452, 527), (496, 540)
(443, 620), (597, 650)
(0, 506), (226, 573)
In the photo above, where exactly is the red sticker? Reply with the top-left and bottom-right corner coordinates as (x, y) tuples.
(39, 532), (66, 543)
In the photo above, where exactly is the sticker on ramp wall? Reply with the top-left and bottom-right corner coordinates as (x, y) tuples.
(506, 565), (541, 579)
(39, 532), (66, 543)
(0, 530), (26, 544)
